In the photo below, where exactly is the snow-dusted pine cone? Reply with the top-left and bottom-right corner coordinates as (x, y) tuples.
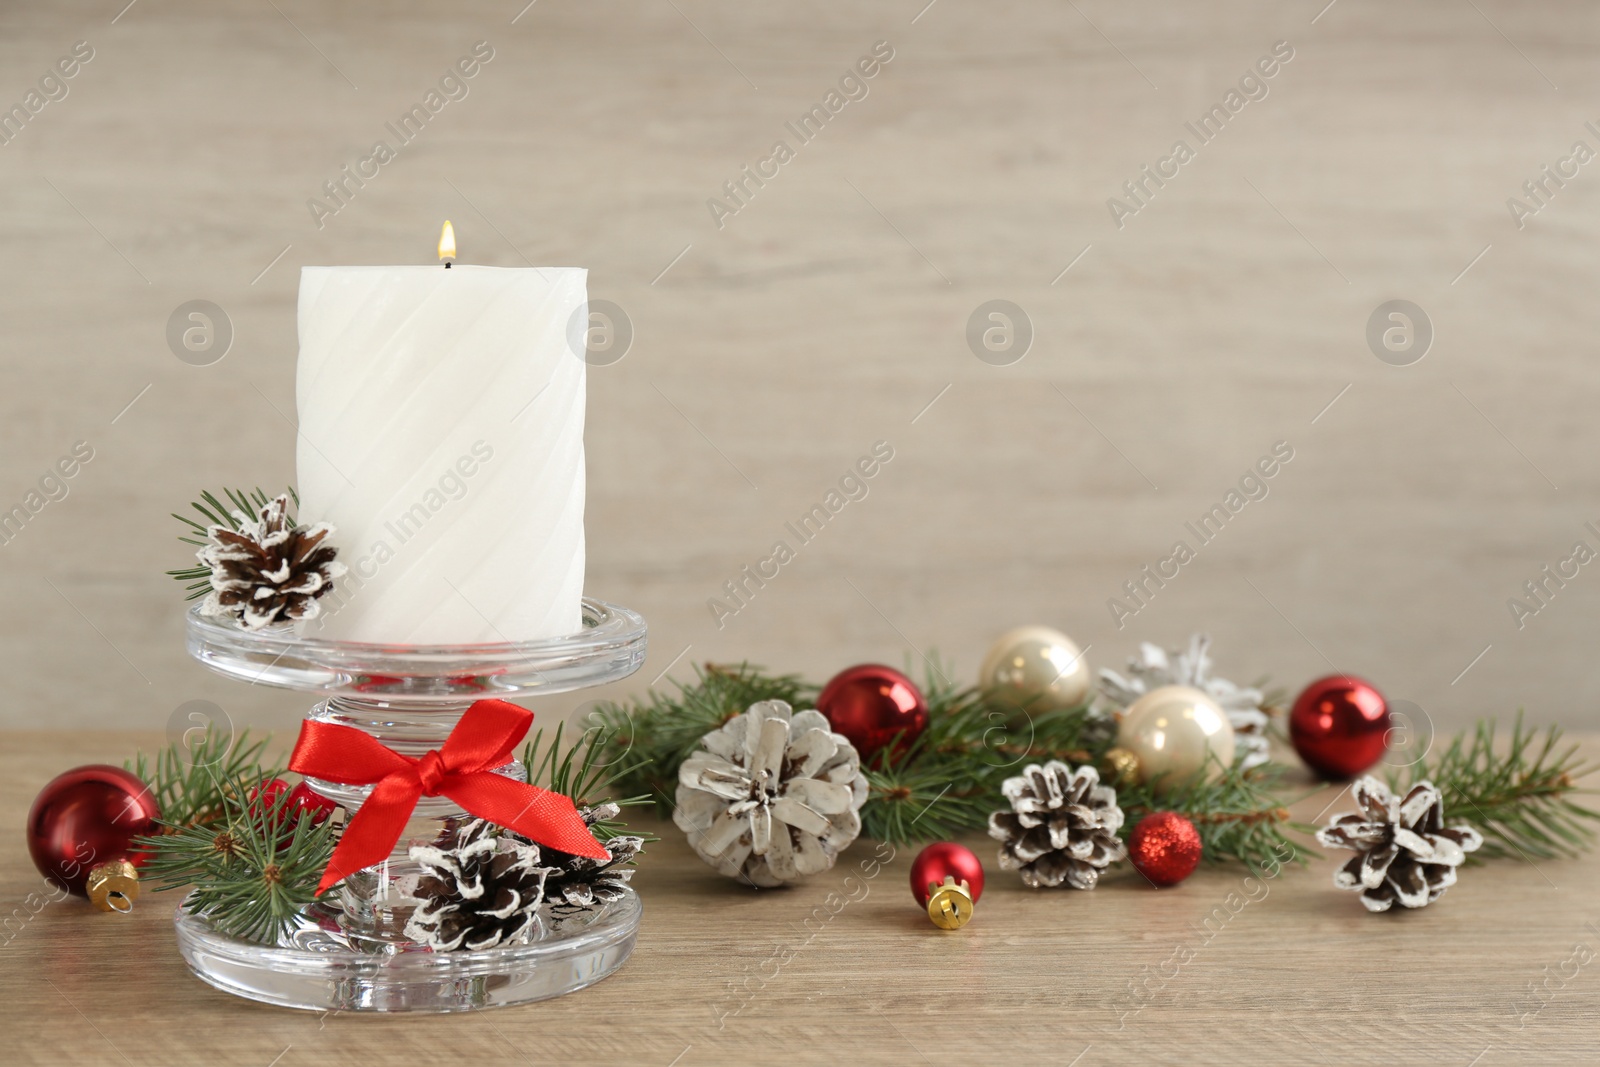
(1316, 776), (1483, 912)
(542, 803), (643, 910)
(989, 761), (1127, 889)
(673, 700), (868, 888)
(1098, 634), (1272, 770)
(404, 819), (557, 951)
(197, 494), (345, 631)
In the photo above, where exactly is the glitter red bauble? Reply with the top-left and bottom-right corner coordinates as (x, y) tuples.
(816, 664), (929, 763)
(1128, 812), (1202, 886)
(26, 765), (160, 896)
(1290, 674), (1390, 779)
(909, 842), (985, 906)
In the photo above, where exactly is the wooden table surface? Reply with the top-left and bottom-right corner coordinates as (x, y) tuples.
(2, 732), (1597, 1066)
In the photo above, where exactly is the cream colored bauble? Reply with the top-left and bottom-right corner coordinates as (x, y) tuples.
(1116, 684), (1235, 790)
(980, 626), (1092, 712)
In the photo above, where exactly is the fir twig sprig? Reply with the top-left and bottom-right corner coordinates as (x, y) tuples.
(1115, 758), (1315, 874)
(136, 775), (338, 945)
(127, 728), (281, 829)
(1392, 713), (1599, 861)
(166, 487), (298, 600)
(598, 659), (1317, 868)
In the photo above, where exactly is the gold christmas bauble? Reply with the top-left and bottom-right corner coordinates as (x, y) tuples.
(980, 625), (1091, 712)
(1116, 684), (1235, 791)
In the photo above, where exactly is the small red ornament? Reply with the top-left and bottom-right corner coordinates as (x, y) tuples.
(816, 664), (929, 763)
(27, 765), (160, 901)
(1128, 812), (1202, 886)
(286, 781), (338, 824)
(910, 842), (984, 928)
(247, 778), (336, 834)
(1290, 674), (1390, 779)
(247, 777), (290, 820)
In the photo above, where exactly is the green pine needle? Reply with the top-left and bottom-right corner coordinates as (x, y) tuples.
(127, 728), (281, 829)
(166, 487), (298, 599)
(1392, 712), (1599, 861)
(136, 778), (338, 945)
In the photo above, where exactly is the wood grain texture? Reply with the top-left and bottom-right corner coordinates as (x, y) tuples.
(0, 1), (1597, 737)
(2, 732), (1597, 1065)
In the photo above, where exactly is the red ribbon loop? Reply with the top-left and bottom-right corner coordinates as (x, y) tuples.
(289, 697), (608, 894)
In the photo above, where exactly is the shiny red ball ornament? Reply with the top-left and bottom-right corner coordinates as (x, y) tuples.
(1290, 674), (1390, 779)
(286, 781), (338, 825)
(27, 764), (160, 896)
(1128, 812), (1203, 886)
(910, 842), (985, 929)
(249, 778), (337, 841)
(816, 663), (929, 763)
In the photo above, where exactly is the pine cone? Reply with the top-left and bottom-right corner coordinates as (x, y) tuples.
(1316, 776), (1483, 912)
(989, 761), (1127, 889)
(404, 819), (557, 951)
(197, 494), (345, 631)
(1098, 634), (1272, 770)
(542, 803), (643, 910)
(673, 700), (868, 887)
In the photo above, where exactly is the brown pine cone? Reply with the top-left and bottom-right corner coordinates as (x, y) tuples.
(197, 494), (345, 630)
(542, 803), (642, 910)
(404, 820), (557, 951)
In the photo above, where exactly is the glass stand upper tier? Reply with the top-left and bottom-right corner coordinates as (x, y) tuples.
(176, 598), (648, 1013)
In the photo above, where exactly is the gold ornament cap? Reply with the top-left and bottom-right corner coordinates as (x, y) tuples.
(86, 860), (139, 913)
(1101, 746), (1143, 787)
(925, 875), (975, 930)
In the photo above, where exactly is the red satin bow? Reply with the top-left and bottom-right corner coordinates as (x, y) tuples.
(289, 698), (608, 894)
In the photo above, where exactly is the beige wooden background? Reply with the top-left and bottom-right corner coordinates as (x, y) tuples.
(0, 0), (1595, 735)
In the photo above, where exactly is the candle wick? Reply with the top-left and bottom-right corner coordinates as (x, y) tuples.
(444, 261), (452, 269)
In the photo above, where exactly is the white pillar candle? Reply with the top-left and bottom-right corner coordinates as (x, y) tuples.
(294, 264), (586, 645)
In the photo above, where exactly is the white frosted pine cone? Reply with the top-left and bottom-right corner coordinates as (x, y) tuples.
(1098, 633), (1272, 770)
(1316, 776), (1483, 912)
(673, 700), (868, 888)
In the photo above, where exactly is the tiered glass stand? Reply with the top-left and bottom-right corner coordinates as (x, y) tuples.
(175, 598), (647, 1012)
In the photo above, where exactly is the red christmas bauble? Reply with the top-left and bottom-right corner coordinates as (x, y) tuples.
(248, 777), (290, 820)
(286, 781), (338, 824)
(910, 841), (985, 906)
(1290, 674), (1390, 779)
(249, 778), (337, 837)
(816, 664), (929, 762)
(1128, 811), (1202, 886)
(27, 765), (160, 896)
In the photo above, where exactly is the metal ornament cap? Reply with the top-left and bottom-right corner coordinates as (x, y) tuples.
(925, 876), (975, 930)
(86, 859), (139, 913)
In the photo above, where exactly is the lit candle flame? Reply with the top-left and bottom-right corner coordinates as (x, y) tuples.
(438, 220), (456, 262)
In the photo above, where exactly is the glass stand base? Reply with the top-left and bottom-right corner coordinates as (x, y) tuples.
(173, 889), (641, 1013)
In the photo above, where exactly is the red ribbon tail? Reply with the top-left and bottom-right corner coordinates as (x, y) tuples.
(316, 775), (421, 895)
(446, 775), (610, 860)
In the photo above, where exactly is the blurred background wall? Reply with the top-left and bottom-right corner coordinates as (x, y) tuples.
(0, 0), (1594, 735)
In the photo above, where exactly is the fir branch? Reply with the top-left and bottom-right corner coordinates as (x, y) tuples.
(1116, 759), (1315, 873)
(167, 486), (298, 598)
(127, 728), (281, 829)
(1392, 713), (1599, 861)
(599, 659), (1317, 868)
(136, 772), (337, 945)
